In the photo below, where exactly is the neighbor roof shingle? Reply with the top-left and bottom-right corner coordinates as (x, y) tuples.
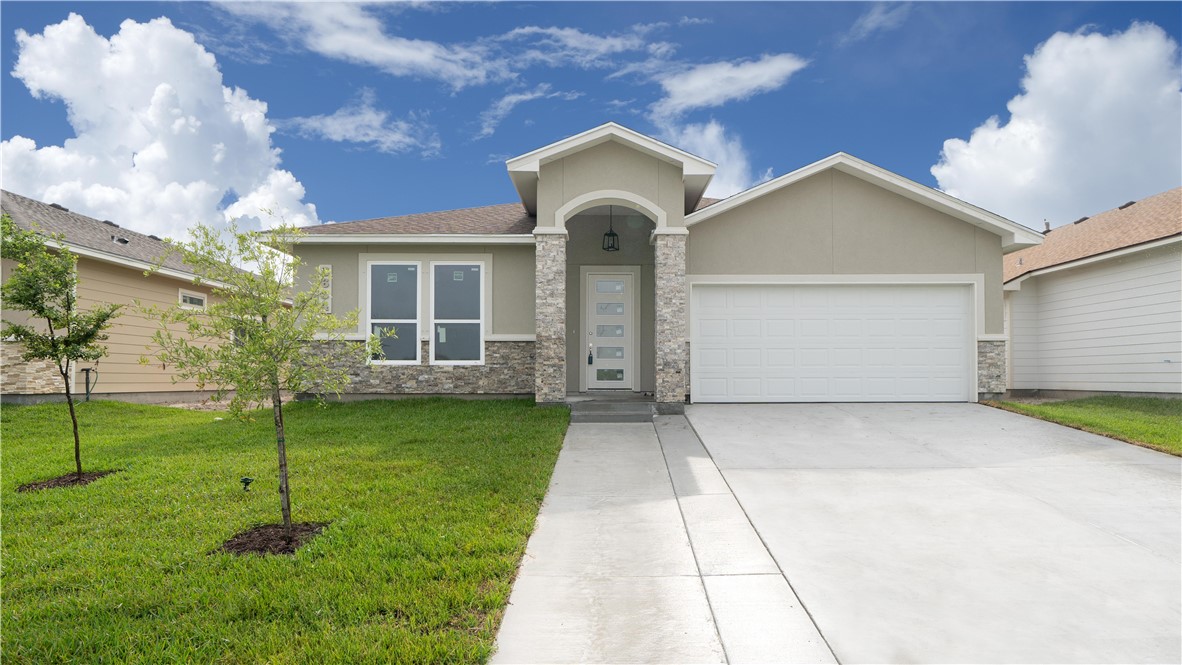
(1, 190), (195, 275)
(1004, 187), (1181, 283)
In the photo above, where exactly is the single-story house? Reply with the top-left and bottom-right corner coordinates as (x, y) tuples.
(1, 190), (217, 403)
(290, 122), (1043, 410)
(1004, 187), (1182, 396)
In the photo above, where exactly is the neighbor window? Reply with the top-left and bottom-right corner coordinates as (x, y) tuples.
(179, 289), (206, 310)
(431, 262), (483, 364)
(368, 262), (419, 364)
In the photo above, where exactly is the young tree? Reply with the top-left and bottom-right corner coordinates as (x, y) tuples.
(1, 214), (122, 480)
(140, 221), (379, 541)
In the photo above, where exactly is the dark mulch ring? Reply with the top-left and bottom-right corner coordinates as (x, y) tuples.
(17, 470), (118, 492)
(219, 522), (328, 556)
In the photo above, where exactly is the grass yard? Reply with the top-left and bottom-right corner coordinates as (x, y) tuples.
(991, 396), (1182, 456)
(1, 398), (568, 664)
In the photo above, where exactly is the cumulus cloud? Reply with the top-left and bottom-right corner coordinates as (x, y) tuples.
(650, 53), (809, 122)
(932, 22), (1182, 227)
(220, 3), (506, 89)
(476, 84), (582, 139)
(663, 120), (772, 198)
(283, 89), (440, 155)
(842, 3), (912, 45)
(1, 13), (317, 238)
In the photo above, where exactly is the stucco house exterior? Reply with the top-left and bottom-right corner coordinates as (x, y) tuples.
(1, 190), (217, 403)
(1004, 187), (1182, 395)
(290, 123), (1043, 411)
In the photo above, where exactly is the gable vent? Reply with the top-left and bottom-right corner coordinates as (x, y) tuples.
(1073, 216), (1089, 224)
(1118, 200), (1137, 210)
(102, 220), (120, 227)
(48, 203), (69, 212)
(111, 235), (130, 245)
(148, 234), (161, 240)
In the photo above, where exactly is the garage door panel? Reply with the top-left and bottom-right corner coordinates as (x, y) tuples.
(692, 284), (972, 402)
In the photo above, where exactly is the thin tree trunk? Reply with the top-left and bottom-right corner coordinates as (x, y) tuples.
(62, 360), (82, 479)
(272, 381), (293, 542)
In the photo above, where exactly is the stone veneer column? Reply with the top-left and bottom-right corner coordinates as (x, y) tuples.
(534, 232), (568, 403)
(977, 340), (1007, 397)
(653, 231), (688, 409)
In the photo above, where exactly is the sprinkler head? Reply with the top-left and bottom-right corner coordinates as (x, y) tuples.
(240, 476), (253, 491)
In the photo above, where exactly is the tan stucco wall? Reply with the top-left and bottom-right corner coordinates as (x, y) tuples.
(687, 170), (1005, 334)
(3, 256), (217, 394)
(563, 212), (657, 392)
(537, 140), (687, 229)
(294, 243), (536, 336)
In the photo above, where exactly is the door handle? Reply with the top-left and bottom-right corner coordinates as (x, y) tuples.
(588, 343), (594, 365)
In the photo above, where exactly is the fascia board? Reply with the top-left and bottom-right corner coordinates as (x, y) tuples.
(506, 122), (716, 175)
(1004, 234), (1182, 289)
(47, 239), (225, 287)
(290, 234), (537, 245)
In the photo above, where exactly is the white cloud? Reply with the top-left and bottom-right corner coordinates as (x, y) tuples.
(476, 84), (582, 139)
(283, 89), (440, 155)
(663, 120), (771, 198)
(498, 25), (647, 69)
(650, 53), (809, 122)
(220, 3), (507, 90)
(842, 3), (912, 45)
(679, 17), (713, 27)
(1, 13), (318, 239)
(932, 22), (1182, 227)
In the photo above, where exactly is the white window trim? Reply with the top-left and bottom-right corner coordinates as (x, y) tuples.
(178, 288), (206, 311)
(366, 261), (421, 366)
(318, 265), (332, 313)
(429, 261), (485, 366)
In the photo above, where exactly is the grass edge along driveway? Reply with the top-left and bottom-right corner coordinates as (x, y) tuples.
(988, 396), (1181, 456)
(1, 398), (568, 664)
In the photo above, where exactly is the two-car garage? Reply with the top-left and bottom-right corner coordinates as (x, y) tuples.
(690, 283), (975, 402)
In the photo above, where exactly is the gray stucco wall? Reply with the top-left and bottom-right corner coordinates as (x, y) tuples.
(563, 212), (657, 393)
(294, 243), (536, 336)
(686, 170), (1006, 334)
(537, 140), (686, 230)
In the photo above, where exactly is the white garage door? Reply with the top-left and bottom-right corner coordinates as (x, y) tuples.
(691, 284), (973, 402)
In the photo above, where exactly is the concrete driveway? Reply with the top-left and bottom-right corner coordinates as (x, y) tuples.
(494, 404), (1180, 664)
(688, 403), (1181, 664)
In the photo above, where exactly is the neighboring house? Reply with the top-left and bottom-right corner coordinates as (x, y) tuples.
(1, 190), (217, 403)
(1004, 187), (1182, 395)
(289, 122), (1043, 410)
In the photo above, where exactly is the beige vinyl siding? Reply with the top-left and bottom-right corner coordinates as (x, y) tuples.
(1007, 243), (1182, 392)
(686, 170), (1006, 334)
(73, 257), (216, 393)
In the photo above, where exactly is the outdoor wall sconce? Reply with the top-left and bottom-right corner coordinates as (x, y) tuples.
(602, 205), (620, 252)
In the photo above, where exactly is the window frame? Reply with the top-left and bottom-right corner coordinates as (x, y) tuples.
(178, 288), (206, 311)
(366, 261), (421, 366)
(429, 260), (485, 366)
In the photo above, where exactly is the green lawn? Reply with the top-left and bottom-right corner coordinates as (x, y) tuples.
(991, 396), (1182, 456)
(1, 398), (568, 664)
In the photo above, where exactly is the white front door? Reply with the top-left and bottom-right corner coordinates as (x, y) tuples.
(585, 272), (635, 390)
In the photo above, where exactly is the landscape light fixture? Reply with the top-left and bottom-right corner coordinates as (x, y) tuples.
(602, 206), (620, 252)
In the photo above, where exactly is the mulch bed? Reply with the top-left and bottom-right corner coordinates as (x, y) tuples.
(219, 522), (328, 556)
(17, 470), (118, 492)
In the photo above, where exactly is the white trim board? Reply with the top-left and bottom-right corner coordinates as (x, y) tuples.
(289, 234), (535, 245)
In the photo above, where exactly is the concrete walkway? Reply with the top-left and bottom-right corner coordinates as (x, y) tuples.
(493, 418), (834, 664)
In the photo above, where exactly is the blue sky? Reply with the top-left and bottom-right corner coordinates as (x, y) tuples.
(2, 2), (1179, 240)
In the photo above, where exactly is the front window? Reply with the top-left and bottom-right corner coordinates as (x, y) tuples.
(431, 262), (483, 364)
(368, 262), (419, 364)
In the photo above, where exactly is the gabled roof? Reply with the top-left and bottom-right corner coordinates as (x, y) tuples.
(685, 152), (1045, 253)
(505, 122), (716, 217)
(1004, 187), (1182, 284)
(1, 189), (196, 278)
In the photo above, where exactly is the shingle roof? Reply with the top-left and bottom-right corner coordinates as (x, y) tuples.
(1004, 187), (1181, 283)
(1, 189), (194, 275)
(301, 203), (536, 235)
(300, 197), (723, 236)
